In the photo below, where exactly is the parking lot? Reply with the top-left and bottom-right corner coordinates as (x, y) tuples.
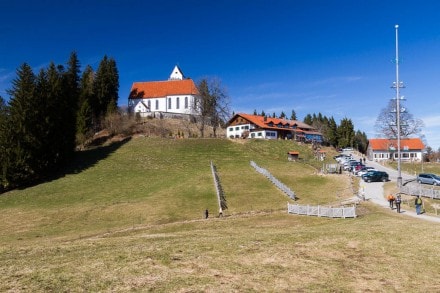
(339, 150), (440, 223)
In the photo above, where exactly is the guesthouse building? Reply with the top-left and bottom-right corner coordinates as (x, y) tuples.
(226, 113), (323, 143)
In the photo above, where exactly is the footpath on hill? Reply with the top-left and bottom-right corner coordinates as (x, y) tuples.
(351, 152), (440, 223)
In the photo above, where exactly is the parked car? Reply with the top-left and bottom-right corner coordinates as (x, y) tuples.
(351, 163), (365, 173)
(336, 155), (352, 164)
(356, 167), (376, 177)
(417, 173), (440, 185)
(344, 161), (361, 171)
(362, 171), (389, 183)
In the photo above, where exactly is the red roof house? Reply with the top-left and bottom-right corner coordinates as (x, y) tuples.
(367, 138), (425, 162)
(226, 113), (322, 143)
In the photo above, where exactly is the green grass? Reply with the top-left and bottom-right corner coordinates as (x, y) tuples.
(1, 138), (440, 292)
(387, 160), (440, 176)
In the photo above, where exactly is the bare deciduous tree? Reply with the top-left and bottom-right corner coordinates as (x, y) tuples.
(195, 77), (231, 138)
(375, 100), (424, 138)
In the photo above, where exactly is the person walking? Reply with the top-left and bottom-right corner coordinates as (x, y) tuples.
(387, 194), (395, 209)
(415, 196), (423, 215)
(205, 209), (209, 219)
(395, 194), (402, 213)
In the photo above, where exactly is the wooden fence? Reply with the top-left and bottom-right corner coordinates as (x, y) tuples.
(400, 185), (440, 200)
(287, 203), (357, 218)
(250, 161), (295, 200)
(210, 161), (228, 214)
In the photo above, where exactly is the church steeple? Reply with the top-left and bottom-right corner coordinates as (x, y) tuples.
(169, 65), (185, 80)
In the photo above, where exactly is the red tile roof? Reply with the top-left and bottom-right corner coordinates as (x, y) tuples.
(369, 138), (424, 150)
(230, 113), (315, 131)
(129, 79), (199, 99)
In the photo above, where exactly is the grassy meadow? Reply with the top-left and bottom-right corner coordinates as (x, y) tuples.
(1, 137), (440, 292)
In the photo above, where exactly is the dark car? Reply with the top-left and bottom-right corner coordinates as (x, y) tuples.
(362, 170), (389, 183)
(417, 173), (440, 185)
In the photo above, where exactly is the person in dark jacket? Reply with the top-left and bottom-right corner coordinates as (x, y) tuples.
(395, 194), (402, 213)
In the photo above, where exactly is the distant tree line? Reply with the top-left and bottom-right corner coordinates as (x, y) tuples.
(251, 110), (368, 153)
(303, 113), (368, 153)
(0, 52), (119, 191)
(253, 109), (297, 120)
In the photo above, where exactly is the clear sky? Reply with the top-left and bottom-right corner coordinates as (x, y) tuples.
(1, 0), (440, 149)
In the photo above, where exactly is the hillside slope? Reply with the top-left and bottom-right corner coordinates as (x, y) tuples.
(1, 138), (439, 292)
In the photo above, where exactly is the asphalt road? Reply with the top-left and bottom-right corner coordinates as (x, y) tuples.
(344, 151), (440, 223)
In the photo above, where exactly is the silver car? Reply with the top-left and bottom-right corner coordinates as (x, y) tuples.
(417, 173), (440, 185)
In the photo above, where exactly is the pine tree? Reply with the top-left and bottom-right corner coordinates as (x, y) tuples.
(337, 118), (355, 148)
(303, 114), (313, 125)
(45, 62), (68, 167)
(33, 69), (52, 171)
(77, 65), (95, 142)
(353, 130), (368, 153)
(326, 116), (338, 147)
(290, 109), (297, 120)
(61, 52), (81, 161)
(94, 55), (119, 119)
(105, 57), (119, 115)
(5, 63), (37, 186)
(0, 96), (8, 189)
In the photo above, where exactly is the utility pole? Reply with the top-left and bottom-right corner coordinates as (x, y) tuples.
(393, 24), (404, 187)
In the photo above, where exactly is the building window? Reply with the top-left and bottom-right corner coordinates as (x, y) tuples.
(147, 100), (151, 109)
(168, 98), (172, 109)
(185, 97), (188, 109)
(155, 100), (159, 110)
(176, 97), (180, 109)
(229, 127), (233, 131)
(235, 127), (239, 130)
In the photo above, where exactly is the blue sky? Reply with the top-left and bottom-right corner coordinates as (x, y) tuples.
(1, 0), (440, 149)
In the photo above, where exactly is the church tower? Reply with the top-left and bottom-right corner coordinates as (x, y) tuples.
(169, 65), (185, 80)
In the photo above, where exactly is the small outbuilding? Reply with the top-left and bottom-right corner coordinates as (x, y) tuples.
(287, 151), (299, 161)
(316, 150), (326, 161)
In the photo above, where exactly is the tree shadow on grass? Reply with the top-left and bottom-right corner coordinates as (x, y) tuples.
(7, 137), (132, 192)
(66, 136), (132, 175)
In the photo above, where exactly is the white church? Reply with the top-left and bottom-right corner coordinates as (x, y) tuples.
(128, 66), (201, 118)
